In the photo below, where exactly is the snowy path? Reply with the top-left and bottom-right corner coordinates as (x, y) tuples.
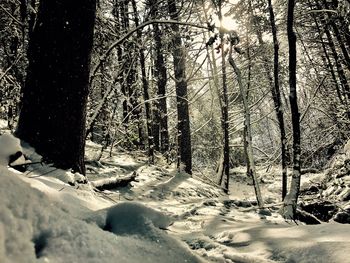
(90, 160), (350, 263)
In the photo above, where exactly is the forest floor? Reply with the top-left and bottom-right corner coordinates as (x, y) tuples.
(1, 133), (350, 262)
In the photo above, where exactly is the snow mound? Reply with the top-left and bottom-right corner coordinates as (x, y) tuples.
(0, 119), (7, 130)
(0, 168), (201, 263)
(105, 202), (173, 236)
(0, 134), (22, 166)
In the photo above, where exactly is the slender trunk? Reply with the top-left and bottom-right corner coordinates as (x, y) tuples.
(149, 0), (169, 154)
(131, 0), (154, 163)
(322, 0), (350, 71)
(303, 2), (345, 106)
(244, 37), (251, 178)
(220, 42), (230, 192)
(216, 1), (230, 192)
(326, 37), (350, 101)
(332, 0), (350, 50)
(316, 2), (350, 101)
(281, 0), (301, 219)
(119, 0), (130, 125)
(228, 48), (264, 208)
(314, 14), (345, 104)
(201, 2), (226, 186)
(167, 0), (192, 174)
(155, 27), (170, 154)
(267, 0), (288, 200)
(113, 1), (129, 125)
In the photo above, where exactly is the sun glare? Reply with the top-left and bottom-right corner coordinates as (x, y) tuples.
(221, 16), (238, 31)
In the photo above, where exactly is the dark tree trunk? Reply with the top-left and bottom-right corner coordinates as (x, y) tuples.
(131, 0), (154, 163)
(325, 32), (350, 101)
(214, 0), (230, 192)
(322, 0), (350, 71)
(16, 0), (97, 175)
(167, 0), (192, 174)
(117, 0), (142, 148)
(153, 24), (169, 154)
(219, 41), (230, 192)
(312, 9), (345, 104)
(119, 0), (130, 124)
(331, 0), (350, 51)
(244, 37), (251, 178)
(281, 0), (301, 219)
(267, 0), (288, 200)
(315, 1), (350, 101)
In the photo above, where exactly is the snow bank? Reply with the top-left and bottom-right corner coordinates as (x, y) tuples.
(0, 134), (22, 166)
(0, 168), (201, 263)
(264, 224), (350, 263)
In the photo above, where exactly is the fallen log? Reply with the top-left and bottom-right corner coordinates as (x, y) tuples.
(91, 171), (137, 190)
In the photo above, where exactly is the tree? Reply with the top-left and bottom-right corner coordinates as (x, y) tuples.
(245, 0), (288, 200)
(215, 0), (230, 193)
(167, 0), (192, 174)
(281, 0), (301, 219)
(267, 0), (288, 200)
(149, 0), (170, 154)
(228, 39), (264, 208)
(16, 0), (97, 175)
(132, 0), (155, 163)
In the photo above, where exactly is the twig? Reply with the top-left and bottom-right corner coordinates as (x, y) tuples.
(28, 168), (59, 178)
(0, 54), (23, 82)
(0, 5), (23, 25)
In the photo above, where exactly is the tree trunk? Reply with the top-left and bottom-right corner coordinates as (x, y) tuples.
(16, 0), (96, 175)
(267, 0), (288, 200)
(131, 0), (154, 163)
(307, 0), (346, 104)
(228, 48), (264, 207)
(244, 34), (251, 178)
(322, 0), (350, 71)
(249, 0), (288, 200)
(219, 42), (230, 192)
(314, 1), (350, 101)
(167, 0), (192, 174)
(149, 0), (169, 154)
(153, 24), (169, 154)
(281, 0), (301, 219)
(215, 0), (230, 192)
(119, 0), (131, 125)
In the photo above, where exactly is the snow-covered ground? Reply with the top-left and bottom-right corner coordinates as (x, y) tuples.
(1, 134), (350, 263)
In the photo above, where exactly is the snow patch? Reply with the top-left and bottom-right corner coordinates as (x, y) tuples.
(0, 134), (22, 166)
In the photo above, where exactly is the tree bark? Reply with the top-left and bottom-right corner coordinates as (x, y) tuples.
(154, 24), (169, 154)
(16, 0), (96, 175)
(322, 0), (350, 71)
(132, 0), (154, 163)
(167, 0), (192, 174)
(267, 0), (288, 200)
(281, 0), (301, 219)
(228, 48), (264, 208)
(314, 1), (350, 101)
(215, 0), (230, 192)
(149, 0), (169, 154)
